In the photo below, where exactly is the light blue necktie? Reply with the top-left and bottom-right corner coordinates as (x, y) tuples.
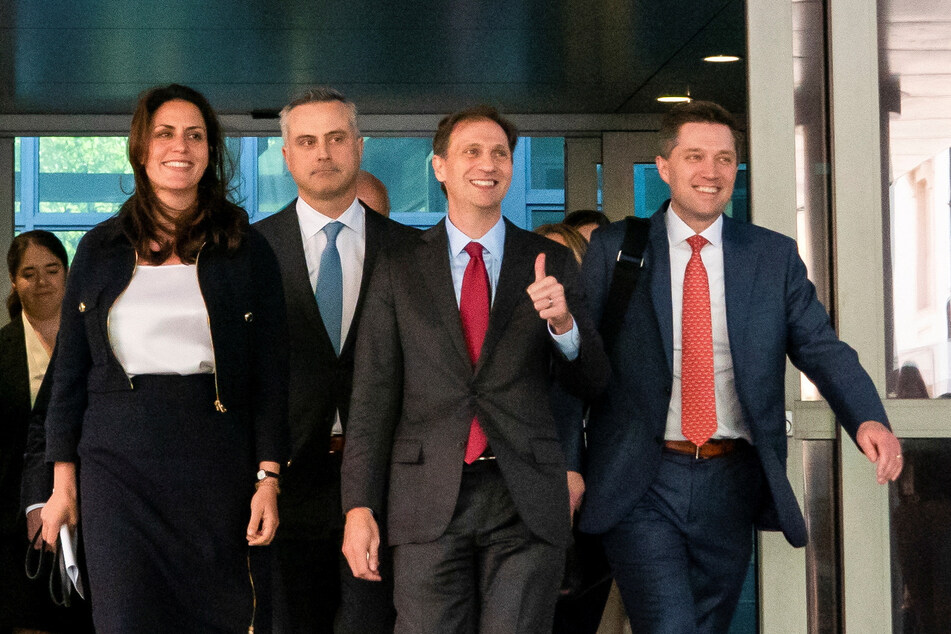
(316, 221), (344, 355)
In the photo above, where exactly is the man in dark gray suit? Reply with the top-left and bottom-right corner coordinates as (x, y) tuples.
(254, 88), (412, 633)
(340, 105), (610, 633)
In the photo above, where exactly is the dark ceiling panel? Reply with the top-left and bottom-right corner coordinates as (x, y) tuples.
(0, 0), (747, 116)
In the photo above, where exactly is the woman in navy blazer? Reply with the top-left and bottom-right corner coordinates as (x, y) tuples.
(40, 84), (289, 633)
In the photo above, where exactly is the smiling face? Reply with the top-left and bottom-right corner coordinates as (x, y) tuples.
(144, 99), (209, 209)
(282, 100), (363, 216)
(655, 121), (738, 233)
(11, 243), (66, 321)
(432, 117), (513, 222)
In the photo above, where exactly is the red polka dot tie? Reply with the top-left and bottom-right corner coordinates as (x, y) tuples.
(681, 235), (717, 446)
(460, 242), (490, 463)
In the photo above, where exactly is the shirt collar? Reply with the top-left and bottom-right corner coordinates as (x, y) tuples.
(296, 196), (365, 240)
(665, 204), (724, 247)
(445, 214), (506, 259)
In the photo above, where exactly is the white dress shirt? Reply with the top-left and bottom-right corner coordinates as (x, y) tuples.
(444, 215), (579, 359)
(297, 196), (367, 434)
(296, 196), (366, 347)
(663, 208), (750, 442)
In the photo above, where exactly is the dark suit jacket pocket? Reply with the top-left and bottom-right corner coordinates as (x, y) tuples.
(392, 439), (423, 464)
(531, 438), (564, 464)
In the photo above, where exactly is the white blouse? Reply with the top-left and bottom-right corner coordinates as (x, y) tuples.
(108, 264), (215, 376)
(22, 316), (51, 407)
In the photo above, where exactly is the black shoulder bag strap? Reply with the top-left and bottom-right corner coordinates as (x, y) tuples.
(600, 216), (651, 351)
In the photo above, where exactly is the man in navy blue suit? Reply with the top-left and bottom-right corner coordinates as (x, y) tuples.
(572, 101), (903, 632)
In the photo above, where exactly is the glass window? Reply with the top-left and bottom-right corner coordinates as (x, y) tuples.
(18, 133), (563, 250)
(255, 137), (298, 215)
(529, 137), (565, 190)
(880, 2), (951, 399)
(890, 438), (951, 631)
(37, 137), (131, 215)
(14, 137), (21, 216)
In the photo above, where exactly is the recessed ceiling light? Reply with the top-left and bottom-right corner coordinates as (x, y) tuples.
(657, 96), (692, 103)
(704, 55), (741, 63)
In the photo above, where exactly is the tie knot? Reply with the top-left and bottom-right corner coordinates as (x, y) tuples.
(464, 241), (484, 261)
(323, 221), (344, 244)
(687, 234), (708, 254)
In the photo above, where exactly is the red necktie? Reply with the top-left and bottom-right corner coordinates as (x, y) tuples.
(460, 242), (490, 463)
(681, 235), (717, 446)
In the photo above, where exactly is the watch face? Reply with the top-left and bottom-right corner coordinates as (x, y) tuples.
(256, 469), (266, 481)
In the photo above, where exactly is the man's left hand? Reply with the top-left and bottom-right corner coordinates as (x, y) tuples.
(527, 253), (574, 334)
(856, 420), (903, 484)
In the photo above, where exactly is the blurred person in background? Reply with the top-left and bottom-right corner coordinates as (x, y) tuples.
(563, 209), (609, 242)
(1, 230), (93, 632)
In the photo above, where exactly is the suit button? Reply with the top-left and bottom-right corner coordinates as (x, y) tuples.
(457, 441), (466, 449)
(664, 386), (672, 395)
(244, 312), (254, 322)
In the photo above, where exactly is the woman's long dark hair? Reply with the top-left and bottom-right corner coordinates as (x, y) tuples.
(122, 84), (247, 264)
(6, 230), (69, 320)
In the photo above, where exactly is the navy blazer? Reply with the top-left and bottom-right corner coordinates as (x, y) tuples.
(342, 219), (610, 548)
(576, 206), (888, 547)
(45, 211), (289, 467)
(0, 316), (31, 532)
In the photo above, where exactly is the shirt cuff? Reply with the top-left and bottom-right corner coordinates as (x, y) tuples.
(25, 503), (45, 514)
(549, 321), (580, 361)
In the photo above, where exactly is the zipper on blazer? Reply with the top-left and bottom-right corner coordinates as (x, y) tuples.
(246, 549), (257, 633)
(105, 250), (138, 389)
(195, 243), (227, 413)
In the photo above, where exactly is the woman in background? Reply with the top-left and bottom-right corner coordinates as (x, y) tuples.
(536, 221), (615, 634)
(0, 231), (93, 632)
(40, 84), (289, 632)
(535, 222), (588, 264)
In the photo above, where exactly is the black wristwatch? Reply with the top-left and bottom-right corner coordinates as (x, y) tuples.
(256, 469), (280, 483)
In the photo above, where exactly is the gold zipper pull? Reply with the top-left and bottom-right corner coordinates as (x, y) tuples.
(215, 399), (227, 413)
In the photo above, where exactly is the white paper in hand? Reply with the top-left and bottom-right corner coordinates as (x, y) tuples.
(58, 524), (86, 599)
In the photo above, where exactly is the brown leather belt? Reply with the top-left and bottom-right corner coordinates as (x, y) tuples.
(664, 439), (738, 459)
(329, 434), (345, 454)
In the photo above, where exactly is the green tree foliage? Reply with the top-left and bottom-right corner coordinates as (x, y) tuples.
(39, 137), (132, 174)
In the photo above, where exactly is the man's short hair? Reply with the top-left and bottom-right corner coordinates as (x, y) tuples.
(280, 87), (359, 142)
(432, 105), (518, 158)
(657, 100), (741, 159)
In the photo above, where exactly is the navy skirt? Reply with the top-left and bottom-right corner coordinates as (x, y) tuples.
(78, 374), (255, 633)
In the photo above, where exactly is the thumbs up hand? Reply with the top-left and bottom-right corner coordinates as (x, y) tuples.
(527, 252), (574, 334)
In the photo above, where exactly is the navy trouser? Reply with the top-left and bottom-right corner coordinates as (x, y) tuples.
(602, 442), (763, 634)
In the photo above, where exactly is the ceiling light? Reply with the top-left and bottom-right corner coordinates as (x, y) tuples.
(657, 96), (692, 103)
(704, 55), (741, 63)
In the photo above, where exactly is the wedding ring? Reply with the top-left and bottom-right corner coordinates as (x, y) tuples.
(548, 297), (553, 308)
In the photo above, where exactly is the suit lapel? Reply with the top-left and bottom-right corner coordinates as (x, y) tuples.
(341, 205), (382, 355)
(272, 202), (336, 358)
(419, 222), (472, 369)
(648, 208), (674, 374)
(0, 317), (30, 414)
(477, 219), (530, 373)
(722, 216), (757, 369)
